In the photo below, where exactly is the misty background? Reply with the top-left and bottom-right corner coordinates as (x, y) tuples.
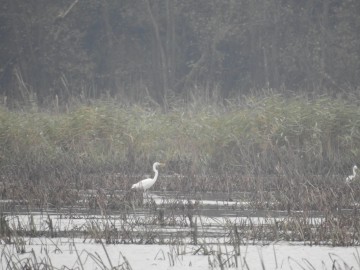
(0, 0), (359, 108)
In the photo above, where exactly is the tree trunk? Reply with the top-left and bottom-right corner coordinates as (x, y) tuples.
(145, 0), (169, 110)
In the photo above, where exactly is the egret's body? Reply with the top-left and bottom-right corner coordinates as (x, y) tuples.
(346, 165), (358, 183)
(131, 162), (165, 191)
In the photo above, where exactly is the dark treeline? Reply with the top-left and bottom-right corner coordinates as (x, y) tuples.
(1, 0), (360, 107)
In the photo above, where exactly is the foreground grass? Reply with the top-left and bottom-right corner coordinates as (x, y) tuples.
(1, 237), (360, 269)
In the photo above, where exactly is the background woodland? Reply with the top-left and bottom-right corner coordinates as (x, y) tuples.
(1, 0), (360, 108)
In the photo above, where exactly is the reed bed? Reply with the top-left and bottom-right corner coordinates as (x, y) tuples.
(1, 95), (359, 197)
(1, 93), (360, 250)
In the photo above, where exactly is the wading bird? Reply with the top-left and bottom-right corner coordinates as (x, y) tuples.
(131, 162), (165, 191)
(346, 165), (358, 183)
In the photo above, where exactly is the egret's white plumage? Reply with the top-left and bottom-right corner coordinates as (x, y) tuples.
(131, 162), (165, 191)
(346, 165), (358, 183)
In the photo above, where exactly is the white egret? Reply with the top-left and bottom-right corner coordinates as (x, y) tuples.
(346, 165), (358, 183)
(131, 162), (165, 191)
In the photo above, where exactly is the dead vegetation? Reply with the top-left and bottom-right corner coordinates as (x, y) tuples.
(0, 93), (360, 249)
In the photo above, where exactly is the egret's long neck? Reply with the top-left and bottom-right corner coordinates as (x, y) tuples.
(354, 167), (357, 176)
(153, 165), (159, 182)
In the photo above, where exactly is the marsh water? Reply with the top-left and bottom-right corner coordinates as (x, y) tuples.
(1, 190), (360, 269)
(1, 189), (351, 216)
(0, 189), (317, 217)
(2, 189), (354, 245)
